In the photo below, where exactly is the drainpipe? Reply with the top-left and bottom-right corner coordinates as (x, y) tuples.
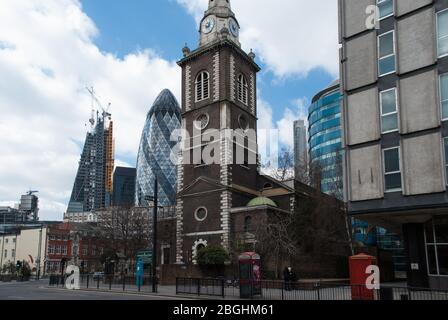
(36, 226), (43, 280)
(14, 233), (18, 263)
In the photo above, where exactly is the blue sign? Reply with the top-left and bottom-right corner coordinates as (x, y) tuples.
(136, 259), (144, 287)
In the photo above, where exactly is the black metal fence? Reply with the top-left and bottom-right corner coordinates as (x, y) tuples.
(1, 274), (36, 282)
(175, 278), (448, 301)
(176, 278), (225, 298)
(49, 274), (158, 293)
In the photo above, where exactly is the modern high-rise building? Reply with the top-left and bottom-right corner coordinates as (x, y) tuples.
(19, 191), (39, 221)
(293, 120), (308, 180)
(308, 80), (343, 197)
(67, 112), (114, 213)
(339, 0), (448, 289)
(135, 89), (181, 207)
(112, 167), (136, 207)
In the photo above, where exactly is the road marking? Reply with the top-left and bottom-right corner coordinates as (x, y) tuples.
(42, 287), (195, 300)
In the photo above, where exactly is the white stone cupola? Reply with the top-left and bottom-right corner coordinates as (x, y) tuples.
(199, 0), (241, 48)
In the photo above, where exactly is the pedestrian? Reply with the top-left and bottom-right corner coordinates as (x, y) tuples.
(283, 267), (292, 291)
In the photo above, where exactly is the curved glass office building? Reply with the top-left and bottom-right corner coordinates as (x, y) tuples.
(135, 89), (181, 207)
(308, 80), (343, 196)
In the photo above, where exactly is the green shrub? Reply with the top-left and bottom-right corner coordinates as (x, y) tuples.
(196, 245), (230, 267)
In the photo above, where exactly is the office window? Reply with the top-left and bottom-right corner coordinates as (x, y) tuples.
(380, 88), (399, 133)
(377, 0), (394, 19)
(5, 239), (8, 244)
(55, 246), (61, 255)
(378, 31), (396, 76)
(4, 250), (7, 258)
(62, 246), (67, 255)
(425, 218), (448, 276)
(437, 9), (448, 57)
(11, 249), (15, 258)
(440, 74), (448, 120)
(383, 147), (402, 191)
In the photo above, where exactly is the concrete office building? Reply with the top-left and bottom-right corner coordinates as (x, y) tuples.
(339, 0), (448, 289)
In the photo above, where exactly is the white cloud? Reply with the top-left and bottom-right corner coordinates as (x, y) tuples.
(258, 96), (308, 152)
(176, 0), (339, 78)
(0, 0), (181, 221)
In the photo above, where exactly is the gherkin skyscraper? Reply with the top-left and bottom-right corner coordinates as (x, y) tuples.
(135, 89), (181, 207)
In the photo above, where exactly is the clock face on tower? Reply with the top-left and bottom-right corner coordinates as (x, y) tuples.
(229, 18), (239, 37)
(203, 16), (215, 34)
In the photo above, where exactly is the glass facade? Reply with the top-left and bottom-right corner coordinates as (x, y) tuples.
(135, 89), (181, 207)
(67, 114), (114, 213)
(112, 167), (136, 207)
(376, 228), (407, 275)
(308, 82), (343, 197)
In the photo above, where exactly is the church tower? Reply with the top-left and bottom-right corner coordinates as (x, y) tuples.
(176, 0), (261, 264)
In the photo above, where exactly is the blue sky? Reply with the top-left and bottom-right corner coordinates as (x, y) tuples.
(0, 0), (339, 220)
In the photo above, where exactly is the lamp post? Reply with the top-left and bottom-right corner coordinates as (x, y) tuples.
(152, 178), (158, 293)
(145, 178), (158, 293)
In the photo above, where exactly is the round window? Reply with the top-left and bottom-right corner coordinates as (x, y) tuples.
(194, 207), (208, 222)
(195, 114), (209, 130)
(238, 115), (249, 131)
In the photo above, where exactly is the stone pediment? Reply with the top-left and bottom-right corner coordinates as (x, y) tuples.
(178, 176), (226, 197)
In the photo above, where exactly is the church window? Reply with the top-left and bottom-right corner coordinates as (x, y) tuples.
(196, 71), (210, 102)
(194, 207), (208, 222)
(237, 74), (248, 105)
(244, 216), (252, 233)
(238, 114), (249, 131)
(195, 113), (210, 131)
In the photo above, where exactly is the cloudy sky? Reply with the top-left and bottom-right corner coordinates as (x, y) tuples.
(0, 0), (339, 221)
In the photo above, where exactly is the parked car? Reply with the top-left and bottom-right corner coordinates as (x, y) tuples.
(92, 272), (105, 280)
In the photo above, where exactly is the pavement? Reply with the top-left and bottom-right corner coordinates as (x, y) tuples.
(0, 279), (193, 300)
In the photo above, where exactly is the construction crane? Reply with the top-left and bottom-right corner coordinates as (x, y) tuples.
(86, 87), (112, 127)
(26, 190), (39, 196)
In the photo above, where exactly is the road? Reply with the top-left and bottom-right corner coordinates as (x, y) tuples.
(0, 280), (189, 300)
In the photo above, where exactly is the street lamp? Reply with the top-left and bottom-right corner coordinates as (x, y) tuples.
(144, 178), (158, 293)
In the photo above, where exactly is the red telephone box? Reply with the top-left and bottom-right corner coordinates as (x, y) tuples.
(239, 252), (262, 299)
(349, 253), (377, 300)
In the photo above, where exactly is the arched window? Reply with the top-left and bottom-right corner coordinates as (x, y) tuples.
(237, 74), (248, 105)
(195, 71), (210, 102)
(244, 216), (252, 233)
(263, 183), (273, 190)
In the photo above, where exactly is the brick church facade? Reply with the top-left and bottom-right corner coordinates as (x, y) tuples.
(174, 0), (295, 264)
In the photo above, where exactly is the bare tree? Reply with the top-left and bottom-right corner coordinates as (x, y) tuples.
(263, 147), (295, 182)
(98, 207), (151, 262)
(252, 213), (299, 279)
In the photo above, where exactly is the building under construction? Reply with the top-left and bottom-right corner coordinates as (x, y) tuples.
(67, 90), (114, 214)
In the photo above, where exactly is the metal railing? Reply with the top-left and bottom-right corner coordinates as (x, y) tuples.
(175, 278), (448, 300)
(176, 278), (225, 298)
(49, 274), (158, 293)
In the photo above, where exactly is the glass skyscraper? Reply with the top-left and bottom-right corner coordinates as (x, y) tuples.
(308, 80), (343, 197)
(112, 167), (136, 207)
(135, 89), (181, 207)
(67, 112), (114, 213)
